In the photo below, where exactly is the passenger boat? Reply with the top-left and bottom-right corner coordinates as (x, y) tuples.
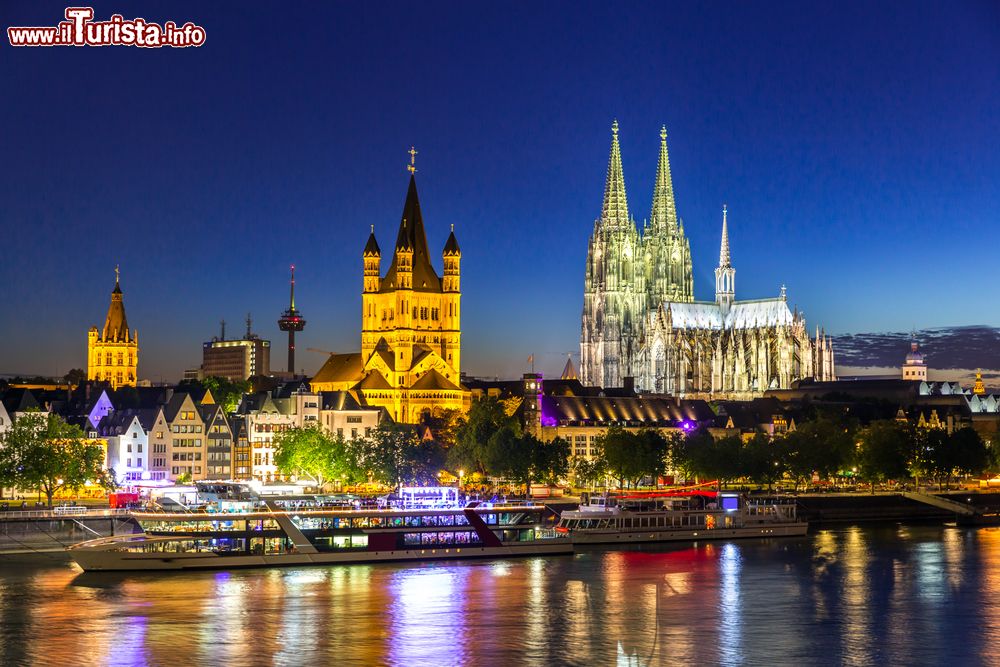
(557, 491), (808, 544)
(67, 502), (571, 571)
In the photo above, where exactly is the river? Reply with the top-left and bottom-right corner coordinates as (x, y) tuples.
(1, 524), (998, 666)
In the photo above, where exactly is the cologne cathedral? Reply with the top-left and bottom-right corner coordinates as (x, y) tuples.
(580, 123), (835, 399)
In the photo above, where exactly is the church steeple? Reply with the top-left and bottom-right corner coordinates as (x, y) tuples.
(715, 205), (735, 311)
(719, 204), (731, 268)
(600, 120), (631, 228)
(103, 265), (131, 342)
(649, 125), (678, 234)
(383, 173), (441, 291)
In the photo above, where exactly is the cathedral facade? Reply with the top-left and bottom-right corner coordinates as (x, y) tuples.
(87, 268), (138, 389)
(580, 123), (834, 399)
(310, 171), (468, 422)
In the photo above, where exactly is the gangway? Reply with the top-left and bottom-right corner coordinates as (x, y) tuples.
(903, 492), (977, 516)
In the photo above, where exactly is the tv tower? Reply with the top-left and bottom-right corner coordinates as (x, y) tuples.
(277, 265), (306, 375)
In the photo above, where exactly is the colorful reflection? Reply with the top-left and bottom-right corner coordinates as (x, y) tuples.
(1, 525), (999, 665)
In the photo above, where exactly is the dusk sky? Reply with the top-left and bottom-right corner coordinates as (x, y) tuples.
(1, 1), (997, 382)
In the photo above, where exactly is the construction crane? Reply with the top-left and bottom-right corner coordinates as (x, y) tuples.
(306, 347), (335, 356)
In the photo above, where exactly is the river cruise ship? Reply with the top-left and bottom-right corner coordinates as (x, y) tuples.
(67, 502), (571, 571)
(557, 491), (807, 545)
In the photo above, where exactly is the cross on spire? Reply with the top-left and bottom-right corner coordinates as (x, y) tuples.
(407, 146), (418, 174)
(114, 264), (120, 285)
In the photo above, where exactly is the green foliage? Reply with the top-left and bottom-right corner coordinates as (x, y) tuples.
(855, 420), (915, 490)
(273, 425), (360, 489)
(482, 426), (569, 494)
(0, 411), (107, 506)
(572, 455), (609, 488)
(784, 419), (855, 488)
(948, 427), (990, 479)
(351, 424), (445, 488)
(742, 432), (788, 488)
(448, 398), (517, 474)
(201, 376), (250, 413)
(596, 427), (669, 488)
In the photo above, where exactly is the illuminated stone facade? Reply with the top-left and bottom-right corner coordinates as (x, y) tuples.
(581, 123), (835, 398)
(581, 123), (693, 389)
(87, 268), (138, 389)
(310, 173), (468, 422)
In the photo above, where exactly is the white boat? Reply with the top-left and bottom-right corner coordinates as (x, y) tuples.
(557, 492), (808, 544)
(67, 502), (571, 571)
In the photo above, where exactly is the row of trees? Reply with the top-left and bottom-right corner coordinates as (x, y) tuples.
(273, 423), (445, 490)
(446, 399), (569, 493)
(0, 412), (112, 506)
(277, 397), (994, 495)
(275, 399), (572, 494)
(572, 419), (993, 492)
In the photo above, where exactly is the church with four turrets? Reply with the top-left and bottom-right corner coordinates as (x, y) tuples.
(310, 168), (468, 422)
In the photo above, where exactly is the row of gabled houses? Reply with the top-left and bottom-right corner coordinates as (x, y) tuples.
(0, 381), (384, 486)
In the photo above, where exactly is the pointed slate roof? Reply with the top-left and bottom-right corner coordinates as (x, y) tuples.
(649, 126), (679, 234)
(561, 356), (578, 380)
(443, 225), (460, 256)
(101, 271), (133, 342)
(382, 175), (441, 292)
(600, 120), (631, 228)
(364, 226), (381, 257)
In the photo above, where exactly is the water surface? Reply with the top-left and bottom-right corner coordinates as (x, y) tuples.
(1, 524), (998, 666)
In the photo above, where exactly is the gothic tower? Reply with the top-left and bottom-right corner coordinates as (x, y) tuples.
(643, 126), (694, 305)
(87, 266), (138, 389)
(581, 121), (644, 388)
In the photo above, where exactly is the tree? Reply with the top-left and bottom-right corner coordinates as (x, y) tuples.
(0, 412), (107, 507)
(784, 419), (854, 489)
(913, 428), (951, 490)
(201, 376), (251, 413)
(855, 420), (915, 492)
(743, 432), (788, 489)
(572, 455), (609, 489)
(949, 427), (990, 485)
(273, 425), (359, 490)
(449, 398), (517, 475)
(63, 368), (86, 385)
(351, 424), (444, 489)
(483, 427), (569, 496)
(596, 427), (669, 489)
(671, 427), (715, 483)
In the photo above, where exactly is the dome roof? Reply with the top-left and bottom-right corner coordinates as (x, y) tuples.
(905, 341), (925, 365)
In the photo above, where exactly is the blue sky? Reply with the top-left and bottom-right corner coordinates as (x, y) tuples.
(1, 1), (997, 381)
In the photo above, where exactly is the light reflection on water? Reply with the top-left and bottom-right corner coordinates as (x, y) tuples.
(1, 525), (999, 666)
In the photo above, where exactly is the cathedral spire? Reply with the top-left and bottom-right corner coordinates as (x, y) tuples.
(719, 204), (731, 268)
(649, 125), (678, 233)
(715, 205), (735, 310)
(600, 120), (631, 228)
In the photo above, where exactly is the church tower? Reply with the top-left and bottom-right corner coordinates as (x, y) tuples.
(643, 126), (694, 305)
(87, 266), (138, 389)
(581, 121), (645, 388)
(714, 205), (735, 313)
(319, 148), (468, 423)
